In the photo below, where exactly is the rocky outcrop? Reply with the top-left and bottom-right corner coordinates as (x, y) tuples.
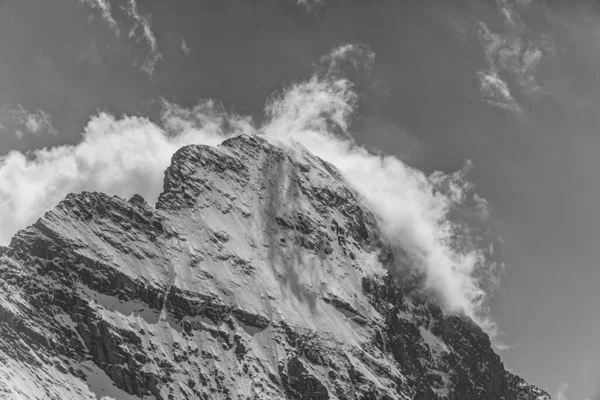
(0, 134), (549, 399)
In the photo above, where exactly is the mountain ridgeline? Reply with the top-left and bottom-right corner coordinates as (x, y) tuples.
(0, 135), (548, 399)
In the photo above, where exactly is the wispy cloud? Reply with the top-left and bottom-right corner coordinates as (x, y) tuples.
(159, 98), (254, 137)
(124, 0), (162, 77)
(477, 70), (521, 112)
(475, 0), (550, 112)
(492, 343), (513, 351)
(78, 0), (120, 36)
(477, 22), (522, 112)
(320, 42), (375, 77)
(180, 37), (190, 56)
(296, 0), (323, 13)
(78, 0), (162, 77)
(556, 382), (569, 400)
(0, 106), (56, 140)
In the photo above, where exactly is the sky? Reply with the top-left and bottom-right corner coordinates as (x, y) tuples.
(0, 0), (599, 398)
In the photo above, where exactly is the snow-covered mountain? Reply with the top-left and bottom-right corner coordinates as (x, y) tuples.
(0, 134), (549, 399)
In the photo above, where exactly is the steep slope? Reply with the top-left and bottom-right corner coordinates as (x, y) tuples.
(0, 134), (549, 399)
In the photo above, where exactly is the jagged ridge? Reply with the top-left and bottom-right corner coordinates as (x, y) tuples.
(0, 134), (549, 399)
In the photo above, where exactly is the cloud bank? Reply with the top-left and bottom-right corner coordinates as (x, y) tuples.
(0, 44), (498, 333)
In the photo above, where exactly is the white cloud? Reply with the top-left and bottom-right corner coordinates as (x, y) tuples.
(0, 106), (56, 139)
(477, 23), (522, 112)
(78, 0), (120, 36)
(180, 37), (190, 56)
(477, 71), (521, 112)
(475, 1), (549, 111)
(77, 0), (162, 77)
(125, 0), (162, 77)
(0, 44), (499, 336)
(263, 46), (500, 334)
(0, 103), (251, 246)
(492, 341), (516, 351)
(296, 0), (323, 12)
(159, 98), (254, 139)
(320, 42), (375, 77)
(555, 382), (569, 400)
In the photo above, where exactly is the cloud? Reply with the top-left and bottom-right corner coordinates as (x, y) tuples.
(180, 37), (190, 56)
(124, 0), (162, 77)
(477, 22), (522, 112)
(492, 341), (517, 351)
(159, 98), (254, 138)
(477, 71), (521, 112)
(555, 382), (569, 400)
(262, 46), (500, 334)
(296, 0), (323, 13)
(0, 106), (56, 140)
(320, 43), (375, 77)
(475, 1), (550, 112)
(0, 103), (251, 246)
(78, 0), (120, 36)
(0, 44), (499, 336)
(77, 0), (162, 77)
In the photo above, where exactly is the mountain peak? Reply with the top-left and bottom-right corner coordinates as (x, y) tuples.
(0, 135), (549, 399)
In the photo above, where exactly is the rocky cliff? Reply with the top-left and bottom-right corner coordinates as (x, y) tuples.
(0, 134), (549, 399)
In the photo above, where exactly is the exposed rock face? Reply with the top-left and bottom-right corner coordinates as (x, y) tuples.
(0, 135), (549, 399)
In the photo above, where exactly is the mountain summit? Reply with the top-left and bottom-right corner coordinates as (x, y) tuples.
(0, 135), (548, 399)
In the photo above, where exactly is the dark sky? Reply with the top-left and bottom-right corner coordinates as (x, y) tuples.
(0, 0), (598, 397)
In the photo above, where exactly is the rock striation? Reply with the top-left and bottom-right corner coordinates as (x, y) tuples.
(0, 134), (549, 399)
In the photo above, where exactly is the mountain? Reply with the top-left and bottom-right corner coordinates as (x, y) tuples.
(0, 134), (549, 399)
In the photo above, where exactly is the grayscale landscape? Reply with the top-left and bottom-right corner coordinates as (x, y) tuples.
(0, 0), (598, 399)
